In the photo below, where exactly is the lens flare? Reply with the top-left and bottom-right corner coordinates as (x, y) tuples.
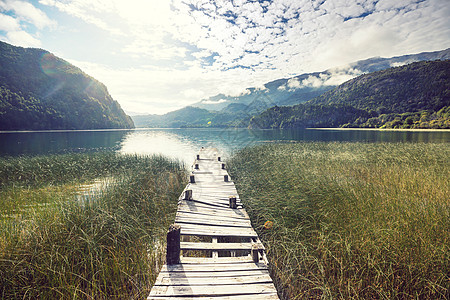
(264, 220), (273, 229)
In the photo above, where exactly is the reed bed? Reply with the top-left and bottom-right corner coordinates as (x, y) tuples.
(228, 142), (449, 299)
(0, 153), (186, 299)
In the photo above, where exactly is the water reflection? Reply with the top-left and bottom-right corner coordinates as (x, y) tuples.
(1, 128), (448, 162)
(118, 130), (200, 164)
(0, 130), (131, 156)
(118, 128), (450, 164)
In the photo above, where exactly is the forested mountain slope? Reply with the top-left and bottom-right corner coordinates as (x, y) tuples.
(250, 60), (450, 129)
(193, 48), (450, 112)
(0, 41), (134, 130)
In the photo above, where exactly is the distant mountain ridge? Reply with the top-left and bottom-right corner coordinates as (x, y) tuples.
(0, 41), (134, 130)
(132, 106), (247, 128)
(249, 60), (450, 129)
(132, 48), (450, 128)
(192, 48), (450, 112)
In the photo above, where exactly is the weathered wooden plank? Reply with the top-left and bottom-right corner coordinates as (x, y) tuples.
(177, 205), (246, 216)
(148, 293), (280, 300)
(176, 210), (249, 222)
(189, 183), (236, 188)
(180, 199), (232, 209)
(180, 226), (257, 238)
(180, 256), (254, 264)
(180, 229), (257, 238)
(160, 262), (267, 272)
(181, 242), (252, 251)
(177, 210), (248, 221)
(155, 274), (273, 286)
(176, 218), (252, 228)
(186, 192), (241, 200)
(148, 283), (277, 297)
(157, 270), (270, 278)
(177, 206), (249, 219)
(185, 197), (243, 207)
(176, 215), (251, 226)
(178, 201), (247, 215)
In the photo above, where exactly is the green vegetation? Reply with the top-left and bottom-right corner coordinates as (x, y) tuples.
(0, 152), (186, 299)
(249, 104), (371, 129)
(228, 143), (449, 299)
(348, 106), (450, 129)
(250, 60), (450, 129)
(0, 41), (134, 130)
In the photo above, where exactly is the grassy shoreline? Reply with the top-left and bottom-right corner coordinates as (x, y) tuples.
(228, 142), (449, 299)
(0, 152), (186, 299)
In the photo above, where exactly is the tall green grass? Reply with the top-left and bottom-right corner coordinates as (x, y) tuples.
(228, 142), (449, 299)
(0, 153), (186, 299)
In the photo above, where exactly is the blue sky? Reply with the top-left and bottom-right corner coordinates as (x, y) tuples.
(0, 0), (449, 115)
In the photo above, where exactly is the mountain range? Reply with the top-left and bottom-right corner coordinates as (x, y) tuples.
(0, 41), (134, 131)
(132, 48), (450, 128)
(250, 60), (449, 129)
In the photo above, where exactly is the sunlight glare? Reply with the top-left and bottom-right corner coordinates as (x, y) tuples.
(113, 0), (172, 26)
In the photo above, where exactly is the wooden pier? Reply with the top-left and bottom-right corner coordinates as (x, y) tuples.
(148, 148), (279, 299)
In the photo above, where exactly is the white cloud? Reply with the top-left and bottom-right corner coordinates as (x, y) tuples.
(9, 0), (448, 114)
(375, 0), (416, 11)
(286, 78), (300, 90)
(201, 98), (227, 105)
(0, 0), (56, 47)
(300, 76), (323, 88)
(0, 13), (20, 31)
(183, 88), (204, 99)
(39, 0), (122, 35)
(300, 67), (364, 88)
(6, 29), (41, 47)
(4, 0), (55, 29)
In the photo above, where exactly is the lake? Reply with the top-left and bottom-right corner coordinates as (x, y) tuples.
(1, 128), (449, 164)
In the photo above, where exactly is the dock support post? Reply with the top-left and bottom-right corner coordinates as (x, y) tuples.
(194, 163), (199, 170)
(184, 189), (193, 200)
(196, 154), (200, 160)
(190, 175), (195, 183)
(166, 224), (181, 265)
(224, 175), (229, 182)
(252, 244), (259, 263)
(229, 196), (237, 209)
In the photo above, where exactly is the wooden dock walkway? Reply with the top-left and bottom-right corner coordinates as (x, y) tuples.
(148, 147), (279, 299)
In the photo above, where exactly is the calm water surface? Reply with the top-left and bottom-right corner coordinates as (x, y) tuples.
(1, 128), (449, 163)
